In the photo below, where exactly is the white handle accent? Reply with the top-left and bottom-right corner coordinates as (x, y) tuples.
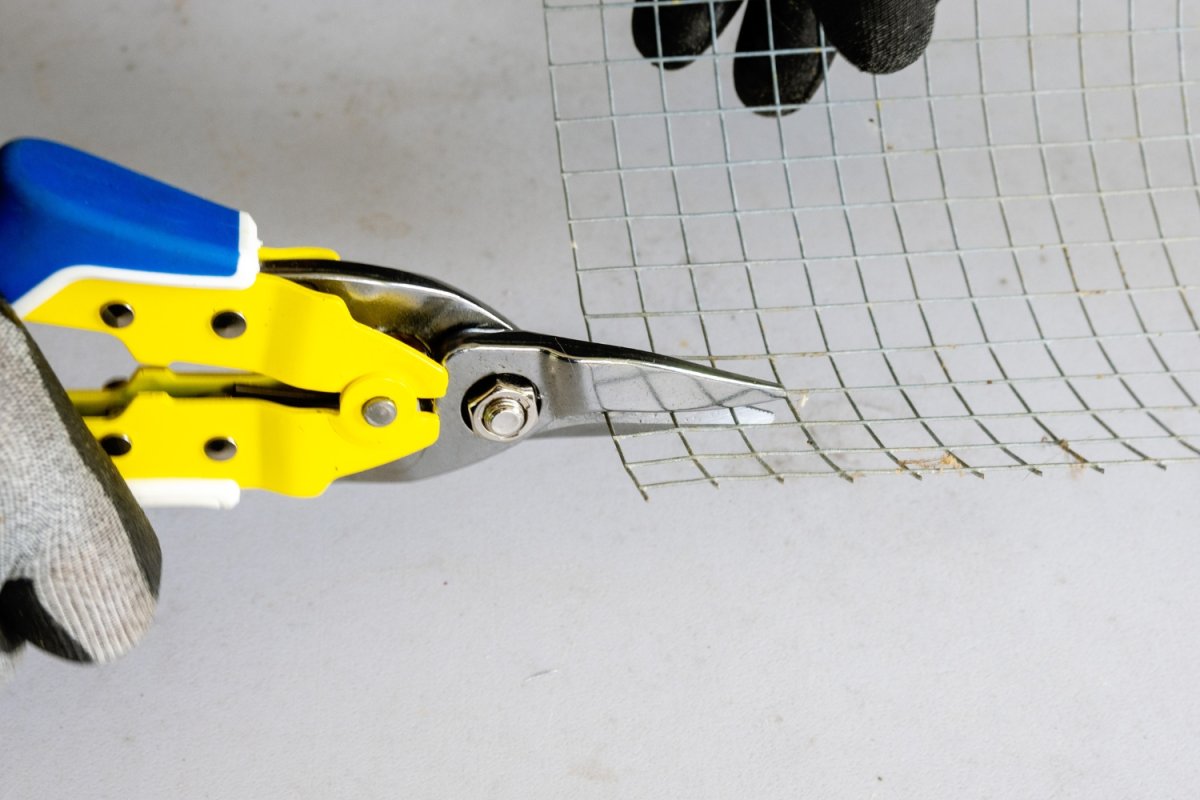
(128, 479), (241, 509)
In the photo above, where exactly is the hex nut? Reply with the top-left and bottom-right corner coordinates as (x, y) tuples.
(465, 377), (539, 442)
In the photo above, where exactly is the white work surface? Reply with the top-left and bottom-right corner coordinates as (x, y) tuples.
(3, 2), (1200, 797)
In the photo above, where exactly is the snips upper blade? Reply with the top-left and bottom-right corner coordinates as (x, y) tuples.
(354, 330), (785, 482)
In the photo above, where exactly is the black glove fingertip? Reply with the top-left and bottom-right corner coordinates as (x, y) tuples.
(633, 0), (743, 70)
(734, 0), (829, 114)
(811, 0), (937, 74)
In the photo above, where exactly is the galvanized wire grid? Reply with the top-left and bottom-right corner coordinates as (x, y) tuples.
(544, 0), (1200, 492)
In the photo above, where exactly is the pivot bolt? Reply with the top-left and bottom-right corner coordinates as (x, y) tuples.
(466, 377), (539, 442)
(481, 397), (526, 438)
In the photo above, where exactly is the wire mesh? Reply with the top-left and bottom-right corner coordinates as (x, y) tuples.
(543, 0), (1200, 493)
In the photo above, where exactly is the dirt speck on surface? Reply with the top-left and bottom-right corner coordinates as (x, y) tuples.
(569, 758), (618, 784)
(357, 212), (412, 239)
(900, 450), (967, 472)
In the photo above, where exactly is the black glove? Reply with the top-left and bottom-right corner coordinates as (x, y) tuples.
(632, 0), (938, 114)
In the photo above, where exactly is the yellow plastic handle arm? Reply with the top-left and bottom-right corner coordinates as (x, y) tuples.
(29, 272), (448, 499)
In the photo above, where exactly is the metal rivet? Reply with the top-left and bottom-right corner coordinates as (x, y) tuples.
(362, 397), (398, 427)
(100, 303), (134, 328)
(211, 311), (246, 338)
(204, 437), (237, 461)
(100, 434), (132, 457)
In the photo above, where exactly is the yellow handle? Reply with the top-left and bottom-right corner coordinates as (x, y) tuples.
(30, 270), (448, 498)
(27, 272), (446, 394)
(71, 368), (436, 497)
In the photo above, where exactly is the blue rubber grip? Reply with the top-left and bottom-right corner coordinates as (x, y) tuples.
(0, 138), (247, 308)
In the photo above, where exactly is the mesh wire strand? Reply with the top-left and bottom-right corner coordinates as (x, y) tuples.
(544, 0), (1200, 492)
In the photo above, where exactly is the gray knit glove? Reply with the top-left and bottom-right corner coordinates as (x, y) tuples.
(0, 302), (160, 683)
